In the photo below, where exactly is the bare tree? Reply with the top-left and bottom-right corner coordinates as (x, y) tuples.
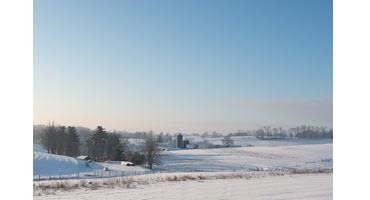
(143, 134), (160, 169)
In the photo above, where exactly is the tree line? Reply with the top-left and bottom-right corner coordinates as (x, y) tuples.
(227, 125), (333, 140)
(37, 124), (161, 169)
(86, 126), (125, 162)
(40, 123), (80, 156)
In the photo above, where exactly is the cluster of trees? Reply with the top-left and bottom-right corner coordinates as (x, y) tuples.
(200, 131), (223, 138)
(155, 132), (172, 143)
(228, 130), (253, 137)
(294, 126), (333, 139)
(254, 127), (288, 140)
(36, 124), (161, 169)
(86, 126), (126, 162)
(85, 126), (161, 169)
(115, 131), (172, 143)
(192, 126), (333, 140)
(40, 123), (80, 157)
(252, 126), (333, 140)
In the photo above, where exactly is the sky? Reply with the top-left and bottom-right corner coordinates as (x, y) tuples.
(34, 0), (332, 133)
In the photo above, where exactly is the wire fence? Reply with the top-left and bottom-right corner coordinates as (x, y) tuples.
(33, 170), (154, 181)
(34, 168), (333, 182)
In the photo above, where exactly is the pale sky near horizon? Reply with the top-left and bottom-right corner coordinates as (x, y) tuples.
(34, 0), (332, 133)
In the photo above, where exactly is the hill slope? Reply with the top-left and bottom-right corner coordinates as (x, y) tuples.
(33, 151), (102, 177)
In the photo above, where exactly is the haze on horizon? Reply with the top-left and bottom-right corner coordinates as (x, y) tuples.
(34, 0), (332, 133)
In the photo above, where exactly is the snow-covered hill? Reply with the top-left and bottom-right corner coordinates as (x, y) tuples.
(33, 151), (102, 177)
(33, 144), (150, 179)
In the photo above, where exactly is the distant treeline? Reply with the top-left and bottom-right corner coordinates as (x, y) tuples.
(189, 126), (332, 140)
(228, 125), (333, 140)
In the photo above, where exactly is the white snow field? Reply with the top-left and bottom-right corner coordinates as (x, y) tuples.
(33, 143), (332, 179)
(34, 173), (332, 200)
(159, 143), (332, 172)
(33, 142), (332, 199)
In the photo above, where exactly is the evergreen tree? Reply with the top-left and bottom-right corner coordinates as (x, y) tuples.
(66, 126), (80, 157)
(90, 126), (108, 161)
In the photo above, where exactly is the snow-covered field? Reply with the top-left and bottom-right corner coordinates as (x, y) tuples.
(34, 173), (332, 200)
(33, 140), (332, 199)
(159, 143), (332, 172)
(34, 142), (332, 178)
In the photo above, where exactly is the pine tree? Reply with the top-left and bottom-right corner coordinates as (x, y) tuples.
(66, 126), (80, 157)
(90, 126), (108, 161)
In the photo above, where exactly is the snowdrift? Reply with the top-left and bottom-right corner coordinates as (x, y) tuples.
(33, 151), (102, 177)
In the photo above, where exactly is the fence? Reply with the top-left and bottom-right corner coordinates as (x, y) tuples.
(33, 170), (153, 181)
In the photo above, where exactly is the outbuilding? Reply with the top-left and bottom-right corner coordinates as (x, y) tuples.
(77, 155), (91, 161)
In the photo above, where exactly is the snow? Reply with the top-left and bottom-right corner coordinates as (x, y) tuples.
(33, 150), (151, 179)
(33, 142), (332, 179)
(33, 151), (102, 177)
(33, 173), (332, 200)
(100, 162), (151, 176)
(33, 141), (332, 199)
(159, 143), (332, 172)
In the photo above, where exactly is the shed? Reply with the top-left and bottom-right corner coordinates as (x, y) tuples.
(77, 155), (91, 160)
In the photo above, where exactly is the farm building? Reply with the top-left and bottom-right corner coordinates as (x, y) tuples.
(76, 155), (91, 160)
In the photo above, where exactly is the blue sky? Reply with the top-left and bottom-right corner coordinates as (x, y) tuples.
(34, 0), (332, 132)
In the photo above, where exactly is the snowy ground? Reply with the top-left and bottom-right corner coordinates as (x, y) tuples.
(33, 144), (150, 180)
(159, 143), (332, 172)
(34, 173), (332, 200)
(33, 151), (151, 180)
(33, 142), (332, 180)
(33, 141), (332, 199)
(33, 151), (103, 178)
